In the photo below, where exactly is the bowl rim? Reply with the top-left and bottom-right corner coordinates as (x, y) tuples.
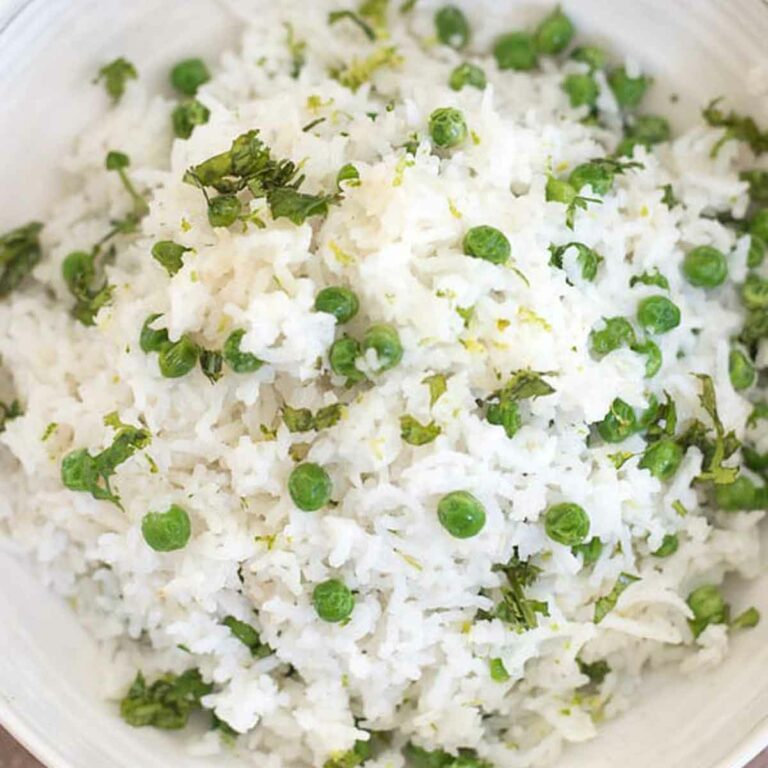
(1, 0), (768, 766)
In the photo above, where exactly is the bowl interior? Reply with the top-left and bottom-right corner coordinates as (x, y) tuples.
(1, 0), (767, 766)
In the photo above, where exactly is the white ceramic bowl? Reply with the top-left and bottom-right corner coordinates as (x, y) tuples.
(1, 0), (768, 766)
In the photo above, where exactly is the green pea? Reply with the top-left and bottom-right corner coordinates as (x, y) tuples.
(288, 462), (332, 511)
(434, 6), (470, 50)
(362, 324), (403, 372)
(140, 314), (170, 353)
(329, 336), (365, 381)
(652, 533), (679, 558)
(437, 490), (486, 539)
(449, 62), (487, 92)
(682, 246), (728, 289)
(597, 398), (638, 443)
(631, 339), (662, 378)
(636, 295), (680, 335)
(687, 584), (727, 638)
(741, 273), (768, 310)
(623, 115), (671, 152)
(170, 58), (211, 96)
(493, 32), (538, 71)
(208, 195), (242, 228)
(534, 6), (575, 55)
(158, 336), (200, 378)
(751, 210), (768, 243)
(545, 175), (577, 204)
(608, 66), (651, 109)
(141, 504), (191, 552)
(314, 287), (360, 324)
(562, 73), (599, 108)
(463, 225), (511, 265)
(638, 439), (683, 480)
(151, 240), (190, 276)
(729, 349), (755, 391)
(544, 502), (590, 546)
(312, 579), (355, 623)
(172, 99), (211, 140)
(428, 107), (468, 149)
(714, 476), (768, 511)
(61, 448), (99, 492)
(569, 162), (614, 195)
(590, 317), (637, 358)
(223, 329), (263, 373)
(571, 46), (607, 70)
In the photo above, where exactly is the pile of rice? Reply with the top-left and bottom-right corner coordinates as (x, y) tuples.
(0, 1), (766, 766)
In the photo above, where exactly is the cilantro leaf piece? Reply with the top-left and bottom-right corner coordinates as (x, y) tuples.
(703, 99), (768, 157)
(423, 373), (448, 406)
(594, 572), (640, 623)
(60, 416), (150, 507)
(629, 268), (669, 290)
(548, 242), (603, 282)
(0, 400), (22, 433)
(222, 616), (273, 658)
(577, 657), (610, 686)
(0, 222), (43, 297)
(692, 374), (740, 485)
(400, 415), (441, 446)
(481, 370), (555, 438)
(120, 669), (212, 730)
(95, 58), (137, 103)
(267, 188), (336, 225)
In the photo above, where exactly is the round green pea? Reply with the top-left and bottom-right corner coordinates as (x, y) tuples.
(158, 335), (200, 378)
(329, 336), (364, 381)
(140, 314), (170, 353)
(493, 32), (538, 71)
(288, 462), (332, 511)
(141, 504), (191, 552)
(545, 175), (577, 204)
(534, 6), (575, 55)
(463, 225), (511, 265)
(687, 584), (727, 637)
(608, 66), (650, 109)
(636, 295), (681, 335)
(170, 58), (211, 96)
(544, 502), (590, 546)
(312, 579), (355, 623)
(590, 316), (637, 358)
(562, 73), (599, 108)
(223, 329), (263, 373)
(429, 107), (468, 149)
(632, 339), (663, 378)
(652, 533), (679, 558)
(449, 62), (487, 92)
(62, 250), (95, 292)
(682, 246), (728, 288)
(362, 324), (403, 372)
(208, 194), (242, 228)
(437, 491), (486, 539)
(729, 349), (755, 391)
(626, 115), (671, 148)
(315, 287), (360, 324)
(638, 438), (683, 480)
(336, 163), (360, 188)
(434, 5), (470, 50)
(715, 476), (767, 512)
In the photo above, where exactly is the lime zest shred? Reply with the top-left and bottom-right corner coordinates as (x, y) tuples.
(328, 240), (356, 266)
(517, 306), (552, 331)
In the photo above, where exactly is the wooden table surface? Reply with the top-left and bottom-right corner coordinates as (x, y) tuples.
(2, 725), (767, 767)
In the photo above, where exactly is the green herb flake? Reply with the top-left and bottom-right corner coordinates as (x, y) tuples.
(400, 415), (441, 446)
(548, 241), (603, 282)
(0, 400), (23, 433)
(41, 422), (58, 442)
(577, 658), (610, 686)
(0, 222), (44, 297)
(95, 58), (137, 103)
(423, 373), (448, 406)
(329, 10), (377, 40)
(703, 99), (768, 157)
(489, 657), (510, 682)
(222, 615), (273, 658)
(594, 572), (640, 623)
(692, 374), (740, 486)
(120, 669), (212, 730)
(629, 268), (669, 291)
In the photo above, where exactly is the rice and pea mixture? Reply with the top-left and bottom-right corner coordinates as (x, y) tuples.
(2, 1), (768, 765)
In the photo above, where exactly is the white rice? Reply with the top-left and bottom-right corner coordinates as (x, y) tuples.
(0, 1), (766, 766)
